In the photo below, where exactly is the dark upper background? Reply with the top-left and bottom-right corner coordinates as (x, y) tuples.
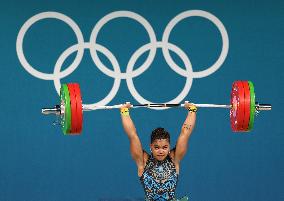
(0, 0), (283, 201)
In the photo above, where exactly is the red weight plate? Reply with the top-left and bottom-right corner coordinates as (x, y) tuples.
(70, 83), (82, 134)
(242, 81), (251, 131)
(72, 83), (83, 133)
(230, 83), (238, 131)
(67, 84), (76, 134)
(235, 81), (246, 131)
(230, 81), (245, 132)
(67, 84), (79, 135)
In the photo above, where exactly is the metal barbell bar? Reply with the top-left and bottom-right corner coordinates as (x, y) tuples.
(42, 103), (271, 113)
(42, 103), (231, 114)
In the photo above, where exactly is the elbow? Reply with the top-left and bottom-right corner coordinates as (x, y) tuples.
(181, 124), (195, 135)
(180, 128), (192, 136)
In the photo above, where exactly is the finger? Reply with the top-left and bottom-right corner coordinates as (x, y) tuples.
(125, 102), (131, 108)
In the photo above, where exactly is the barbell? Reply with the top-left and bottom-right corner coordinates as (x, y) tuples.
(42, 80), (271, 135)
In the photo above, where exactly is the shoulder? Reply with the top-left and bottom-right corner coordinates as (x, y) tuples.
(138, 151), (150, 177)
(138, 151), (149, 169)
(169, 148), (180, 174)
(143, 150), (150, 164)
(169, 147), (176, 161)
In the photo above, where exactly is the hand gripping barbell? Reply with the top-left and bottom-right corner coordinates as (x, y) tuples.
(42, 80), (271, 135)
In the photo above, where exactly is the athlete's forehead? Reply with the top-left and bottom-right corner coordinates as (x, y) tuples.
(151, 139), (170, 146)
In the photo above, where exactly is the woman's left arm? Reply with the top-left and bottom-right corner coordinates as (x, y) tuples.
(173, 102), (197, 164)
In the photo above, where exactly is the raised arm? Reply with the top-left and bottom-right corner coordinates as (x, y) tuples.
(174, 102), (197, 164)
(120, 103), (144, 170)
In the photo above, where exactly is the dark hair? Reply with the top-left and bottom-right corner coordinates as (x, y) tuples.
(151, 127), (170, 143)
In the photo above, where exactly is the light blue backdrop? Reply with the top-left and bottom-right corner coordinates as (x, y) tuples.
(0, 0), (283, 201)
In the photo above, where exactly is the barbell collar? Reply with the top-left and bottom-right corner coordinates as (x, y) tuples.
(255, 103), (272, 111)
(42, 105), (61, 115)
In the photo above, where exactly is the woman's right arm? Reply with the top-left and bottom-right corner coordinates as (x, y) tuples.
(120, 103), (144, 170)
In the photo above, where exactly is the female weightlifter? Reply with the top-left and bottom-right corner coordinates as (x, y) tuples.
(120, 102), (197, 201)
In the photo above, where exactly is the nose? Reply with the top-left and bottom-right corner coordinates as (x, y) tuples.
(158, 149), (164, 154)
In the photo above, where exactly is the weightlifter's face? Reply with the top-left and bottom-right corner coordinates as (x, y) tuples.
(150, 139), (170, 161)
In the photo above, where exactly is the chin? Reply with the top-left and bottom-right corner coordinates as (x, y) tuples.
(156, 156), (166, 161)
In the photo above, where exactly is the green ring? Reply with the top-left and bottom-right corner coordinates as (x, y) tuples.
(60, 84), (71, 135)
(248, 81), (255, 131)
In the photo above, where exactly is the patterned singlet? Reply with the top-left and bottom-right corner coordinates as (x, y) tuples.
(140, 154), (178, 201)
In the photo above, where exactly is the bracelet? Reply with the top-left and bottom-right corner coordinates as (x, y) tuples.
(188, 105), (197, 113)
(120, 108), (130, 116)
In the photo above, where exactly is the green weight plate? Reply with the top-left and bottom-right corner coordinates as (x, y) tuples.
(60, 84), (71, 134)
(248, 81), (255, 131)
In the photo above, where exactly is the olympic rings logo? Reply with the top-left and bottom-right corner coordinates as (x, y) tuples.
(16, 10), (229, 108)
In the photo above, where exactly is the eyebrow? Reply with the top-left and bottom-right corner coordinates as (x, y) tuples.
(154, 145), (168, 148)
